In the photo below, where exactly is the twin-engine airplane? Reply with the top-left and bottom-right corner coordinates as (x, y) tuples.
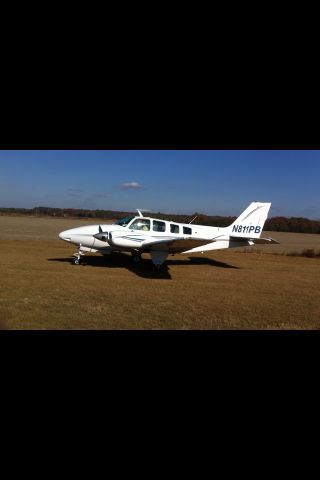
(59, 202), (279, 268)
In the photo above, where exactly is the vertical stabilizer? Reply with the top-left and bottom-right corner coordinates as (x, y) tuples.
(227, 202), (272, 238)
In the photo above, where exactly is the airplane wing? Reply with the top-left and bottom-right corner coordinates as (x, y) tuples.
(118, 235), (279, 253)
(140, 237), (211, 252)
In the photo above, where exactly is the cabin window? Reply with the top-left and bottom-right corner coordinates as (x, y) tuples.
(116, 216), (135, 227)
(183, 226), (192, 235)
(130, 219), (150, 231)
(170, 224), (179, 234)
(153, 220), (166, 232)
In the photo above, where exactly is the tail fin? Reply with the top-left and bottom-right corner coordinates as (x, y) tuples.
(227, 202), (272, 239)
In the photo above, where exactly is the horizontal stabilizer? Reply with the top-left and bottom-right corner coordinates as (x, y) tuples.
(251, 237), (280, 245)
(230, 236), (280, 245)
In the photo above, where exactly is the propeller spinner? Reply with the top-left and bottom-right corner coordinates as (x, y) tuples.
(94, 226), (109, 242)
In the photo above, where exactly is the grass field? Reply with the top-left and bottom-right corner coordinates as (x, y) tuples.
(0, 216), (319, 329)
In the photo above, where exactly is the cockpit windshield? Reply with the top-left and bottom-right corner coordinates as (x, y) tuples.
(116, 216), (135, 227)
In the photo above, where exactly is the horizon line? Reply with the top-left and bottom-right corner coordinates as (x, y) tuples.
(0, 205), (319, 222)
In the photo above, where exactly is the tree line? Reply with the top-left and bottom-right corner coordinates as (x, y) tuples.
(0, 207), (320, 234)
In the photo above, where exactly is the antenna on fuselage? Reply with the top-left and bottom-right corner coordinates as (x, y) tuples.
(136, 209), (151, 217)
(189, 216), (198, 224)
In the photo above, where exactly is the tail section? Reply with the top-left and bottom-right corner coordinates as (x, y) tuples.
(227, 202), (271, 239)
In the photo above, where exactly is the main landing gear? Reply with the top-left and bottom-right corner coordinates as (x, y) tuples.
(73, 244), (85, 265)
(131, 252), (142, 264)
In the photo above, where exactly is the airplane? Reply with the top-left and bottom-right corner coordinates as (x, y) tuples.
(58, 202), (279, 268)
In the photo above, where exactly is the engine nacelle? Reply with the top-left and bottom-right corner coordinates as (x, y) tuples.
(110, 235), (144, 249)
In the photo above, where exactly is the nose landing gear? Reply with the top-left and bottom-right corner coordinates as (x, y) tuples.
(73, 244), (85, 265)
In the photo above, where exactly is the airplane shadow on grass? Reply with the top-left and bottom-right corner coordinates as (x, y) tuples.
(48, 253), (240, 280)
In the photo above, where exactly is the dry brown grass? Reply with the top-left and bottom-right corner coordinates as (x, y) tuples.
(0, 216), (319, 330)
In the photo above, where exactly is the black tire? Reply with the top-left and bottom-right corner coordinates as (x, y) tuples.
(132, 253), (141, 264)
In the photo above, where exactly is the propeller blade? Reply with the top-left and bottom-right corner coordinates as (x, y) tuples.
(99, 225), (103, 233)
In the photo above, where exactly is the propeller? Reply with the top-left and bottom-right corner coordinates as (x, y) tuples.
(93, 225), (111, 243)
(94, 225), (109, 242)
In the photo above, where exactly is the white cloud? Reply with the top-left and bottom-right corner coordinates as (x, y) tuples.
(119, 182), (143, 189)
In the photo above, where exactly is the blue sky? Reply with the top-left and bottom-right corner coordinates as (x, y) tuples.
(0, 150), (319, 219)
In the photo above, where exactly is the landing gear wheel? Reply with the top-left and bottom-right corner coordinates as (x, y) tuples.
(132, 253), (142, 264)
(73, 244), (84, 265)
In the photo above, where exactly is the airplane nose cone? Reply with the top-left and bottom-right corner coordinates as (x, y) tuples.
(59, 231), (71, 241)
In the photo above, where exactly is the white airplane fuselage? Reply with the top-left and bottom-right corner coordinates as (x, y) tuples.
(58, 203), (279, 267)
(59, 221), (225, 252)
